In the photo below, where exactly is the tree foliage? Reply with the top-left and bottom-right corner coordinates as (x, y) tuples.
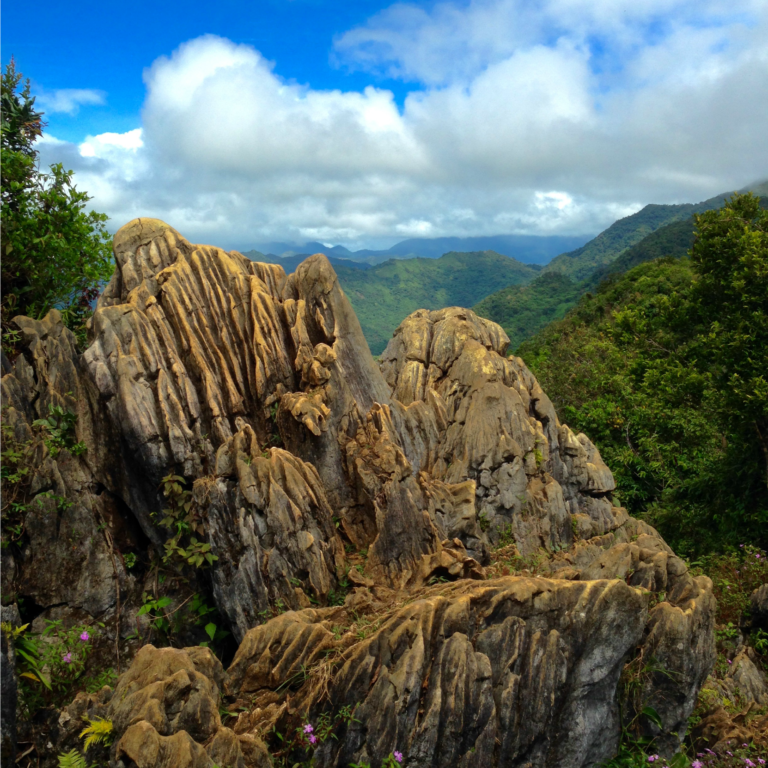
(519, 194), (768, 555)
(688, 194), (768, 482)
(1, 59), (113, 337)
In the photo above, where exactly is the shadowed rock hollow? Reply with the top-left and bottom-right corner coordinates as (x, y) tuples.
(1, 218), (716, 768)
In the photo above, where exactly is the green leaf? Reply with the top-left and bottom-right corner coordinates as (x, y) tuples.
(641, 706), (663, 729)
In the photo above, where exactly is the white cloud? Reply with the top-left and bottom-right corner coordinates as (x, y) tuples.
(79, 129), (143, 156)
(36, 2), (768, 250)
(35, 88), (106, 115)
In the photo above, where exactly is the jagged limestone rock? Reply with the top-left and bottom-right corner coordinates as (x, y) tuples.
(0, 311), (147, 652)
(316, 576), (647, 768)
(2, 220), (717, 768)
(380, 307), (625, 556)
(107, 645), (272, 768)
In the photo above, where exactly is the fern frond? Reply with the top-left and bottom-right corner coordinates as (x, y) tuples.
(57, 750), (88, 768)
(79, 715), (114, 750)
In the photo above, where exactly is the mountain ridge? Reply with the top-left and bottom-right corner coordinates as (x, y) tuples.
(247, 232), (592, 266)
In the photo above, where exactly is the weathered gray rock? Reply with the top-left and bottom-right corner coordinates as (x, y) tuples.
(206, 427), (345, 642)
(0, 311), (148, 658)
(106, 645), (272, 768)
(1, 623), (16, 767)
(750, 583), (768, 629)
(316, 577), (647, 768)
(380, 308), (626, 556)
(2, 220), (717, 768)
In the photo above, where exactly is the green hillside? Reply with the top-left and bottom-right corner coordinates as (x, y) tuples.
(475, 188), (768, 350)
(582, 216), (696, 291)
(540, 188), (744, 281)
(541, 203), (694, 281)
(472, 272), (581, 349)
(472, 217), (696, 349)
(334, 251), (539, 354)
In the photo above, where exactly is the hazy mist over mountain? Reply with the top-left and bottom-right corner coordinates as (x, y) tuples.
(248, 233), (593, 265)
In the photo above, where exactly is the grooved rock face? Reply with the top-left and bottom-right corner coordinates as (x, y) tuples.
(1, 219), (717, 768)
(321, 576), (648, 768)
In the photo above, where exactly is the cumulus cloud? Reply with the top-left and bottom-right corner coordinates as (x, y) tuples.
(36, 1), (768, 249)
(35, 88), (106, 115)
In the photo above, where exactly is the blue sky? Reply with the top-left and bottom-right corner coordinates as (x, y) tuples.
(3, 0), (413, 142)
(3, 0), (767, 250)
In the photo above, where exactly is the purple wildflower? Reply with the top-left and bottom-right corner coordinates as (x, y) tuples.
(308, 734), (317, 745)
(394, 751), (403, 763)
(79, 630), (89, 642)
(648, 756), (659, 763)
(745, 760), (755, 768)
(62, 651), (72, 664)
(692, 762), (703, 768)
(303, 724), (314, 734)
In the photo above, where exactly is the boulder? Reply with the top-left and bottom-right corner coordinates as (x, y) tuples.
(105, 645), (271, 768)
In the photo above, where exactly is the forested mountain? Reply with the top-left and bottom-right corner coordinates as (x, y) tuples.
(336, 250), (538, 354)
(475, 184), (768, 349)
(541, 184), (763, 281)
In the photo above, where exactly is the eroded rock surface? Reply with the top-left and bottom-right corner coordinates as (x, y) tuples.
(1, 620), (16, 767)
(1, 219), (717, 768)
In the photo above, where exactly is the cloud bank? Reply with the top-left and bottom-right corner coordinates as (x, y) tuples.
(37, 0), (768, 249)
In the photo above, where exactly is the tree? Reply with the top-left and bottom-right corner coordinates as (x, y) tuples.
(690, 193), (768, 487)
(1, 59), (113, 339)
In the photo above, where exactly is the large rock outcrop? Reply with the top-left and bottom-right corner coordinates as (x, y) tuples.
(1, 218), (716, 767)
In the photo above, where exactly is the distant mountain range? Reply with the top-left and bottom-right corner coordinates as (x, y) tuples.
(247, 233), (593, 266)
(241, 180), (767, 354)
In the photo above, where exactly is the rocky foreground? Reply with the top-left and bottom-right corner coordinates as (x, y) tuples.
(0, 218), (735, 766)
